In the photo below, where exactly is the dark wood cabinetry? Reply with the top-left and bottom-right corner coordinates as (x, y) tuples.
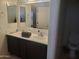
(26, 40), (47, 59)
(20, 39), (28, 59)
(7, 35), (21, 57)
(6, 35), (47, 59)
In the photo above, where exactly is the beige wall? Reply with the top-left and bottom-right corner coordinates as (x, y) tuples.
(0, 0), (9, 55)
(7, 23), (17, 33)
(0, 0), (17, 55)
(37, 6), (49, 29)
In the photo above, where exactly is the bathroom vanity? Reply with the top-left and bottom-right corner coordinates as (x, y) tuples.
(6, 0), (49, 59)
(6, 32), (48, 59)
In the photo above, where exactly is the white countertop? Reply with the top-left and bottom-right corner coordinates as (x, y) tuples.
(7, 32), (48, 45)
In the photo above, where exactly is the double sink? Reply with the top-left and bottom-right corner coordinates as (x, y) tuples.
(21, 31), (46, 38)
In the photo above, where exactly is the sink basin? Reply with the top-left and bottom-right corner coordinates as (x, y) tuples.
(21, 32), (31, 38)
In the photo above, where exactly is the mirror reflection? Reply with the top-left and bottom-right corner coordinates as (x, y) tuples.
(20, 7), (26, 22)
(7, 5), (17, 23)
(7, 2), (49, 29)
(30, 2), (49, 29)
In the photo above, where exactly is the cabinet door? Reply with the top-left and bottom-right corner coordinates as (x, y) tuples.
(6, 35), (21, 57)
(20, 39), (28, 59)
(26, 40), (47, 59)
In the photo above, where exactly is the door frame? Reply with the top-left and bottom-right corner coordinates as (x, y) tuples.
(47, 0), (61, 59)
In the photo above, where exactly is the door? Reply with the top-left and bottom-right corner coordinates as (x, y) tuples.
(20, 39), (28, 59)
(7, 35), (21, 57)
(26, 40), (47, 59)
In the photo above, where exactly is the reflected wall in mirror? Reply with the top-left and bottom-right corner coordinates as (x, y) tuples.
(7, 5), (17, 23)
(36, 5), (49, 29)
(30, 2), (50, 29)
(31, 6), (37, 28)
(20, 7), (26, 22)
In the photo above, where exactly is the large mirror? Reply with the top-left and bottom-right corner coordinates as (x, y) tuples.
(7, 5), (17, 23)
(30, 2), (49, 29)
